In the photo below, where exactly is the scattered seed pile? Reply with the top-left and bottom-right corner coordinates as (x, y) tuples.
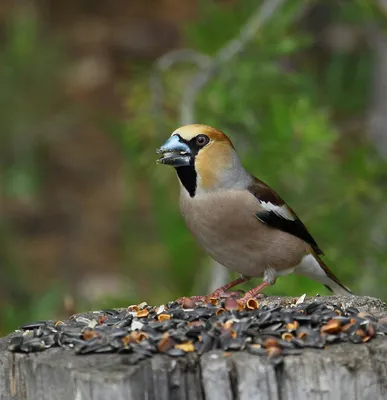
(8, 297), (387, 365)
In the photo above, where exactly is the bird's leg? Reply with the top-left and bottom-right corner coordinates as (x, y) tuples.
(177, 275), (249, 304)
(238, 281), (271, 304)
(238, 269), (276, 304)
(208, 275), (249, 298)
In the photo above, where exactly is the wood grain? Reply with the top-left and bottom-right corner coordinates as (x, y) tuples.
(0, 295), (386, 400)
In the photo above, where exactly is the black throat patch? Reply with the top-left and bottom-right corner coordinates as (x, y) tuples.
(176, 166), (197, 197)
(174, 135), (202, 197)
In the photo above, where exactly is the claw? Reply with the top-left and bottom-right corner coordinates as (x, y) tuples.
(238, 292), (266, 305)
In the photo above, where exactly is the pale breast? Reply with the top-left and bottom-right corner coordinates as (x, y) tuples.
(179, 189), (308, 277)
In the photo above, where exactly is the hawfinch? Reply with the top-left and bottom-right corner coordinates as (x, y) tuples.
(156, 124), (352, 303)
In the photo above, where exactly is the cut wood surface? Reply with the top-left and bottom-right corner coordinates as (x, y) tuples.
(0, 295), (386, 400)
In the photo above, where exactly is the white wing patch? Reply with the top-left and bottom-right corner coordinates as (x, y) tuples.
(259, 201), (295, 221)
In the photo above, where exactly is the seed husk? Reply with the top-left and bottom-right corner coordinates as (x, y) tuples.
(206, 297), (219, 306)
(224, 298), (239, 311)
(181, 298), (195, 309)
(320, 319), (341, 334)
(175, 342), (195, 352)
(157, 333), (174, 353)
(266, 346), (282, 358)
(136, 309), (149, 318)
(264, 337), (279, 348)
(157, 314), (171, 322)
(7, 298), (382, 363)
(355, 329), (366, 338)
(362, 335), (371, 343)
(281, 332), (293, 342)
(20, 321), (47, 330)
(131, 331), (148, 342)
(83, 329), (99, 341)
(98, 315), (108, 325)
(246, 298), (259, 310)
(286, 321), (299, 331)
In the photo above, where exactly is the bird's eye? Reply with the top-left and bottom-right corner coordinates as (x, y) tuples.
(196, 135), (209, 147)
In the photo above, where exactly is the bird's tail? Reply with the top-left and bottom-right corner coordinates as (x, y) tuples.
(296, 253), (353, 296)
(317, 257), (353, 296)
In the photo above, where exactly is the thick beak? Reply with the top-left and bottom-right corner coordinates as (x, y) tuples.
(156, 135), (191, 167)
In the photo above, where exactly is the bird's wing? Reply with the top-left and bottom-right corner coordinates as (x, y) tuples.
(247, 177), (324, 255)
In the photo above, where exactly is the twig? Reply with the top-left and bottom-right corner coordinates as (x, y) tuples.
(150, 0), (288, 293)
(180, 0), (287, 124)
(150, 49), (212, 122)
(376, 0), (387, 16)
(361, 22), (387, 297)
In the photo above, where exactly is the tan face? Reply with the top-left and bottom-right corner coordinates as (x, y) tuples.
(171, 124), (233, 147)
(157, 124), (235, 190)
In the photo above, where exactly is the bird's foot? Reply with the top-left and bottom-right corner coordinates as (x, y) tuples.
(238, 292), (266, 305)
(211, 289), (245, 299)
(176, 295), (206, 306)
(237, 281), (271, 305)
(176, 290), (244, 307)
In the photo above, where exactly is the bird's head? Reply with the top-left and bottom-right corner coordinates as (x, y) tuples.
(157, 124), (250, 197)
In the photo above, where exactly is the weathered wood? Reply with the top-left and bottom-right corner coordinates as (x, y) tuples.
(0, 295), (386, 400)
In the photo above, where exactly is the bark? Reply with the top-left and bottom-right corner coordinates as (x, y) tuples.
(0, 295), (386, 400)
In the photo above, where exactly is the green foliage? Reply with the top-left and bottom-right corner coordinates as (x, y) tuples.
(146, 0), (387, 298)
(0, 9), (71, 333)
(0, 9), (67, 200)
(1, 1), (387, 334)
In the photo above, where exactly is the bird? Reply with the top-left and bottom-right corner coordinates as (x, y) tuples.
(156, 124), (352, 304)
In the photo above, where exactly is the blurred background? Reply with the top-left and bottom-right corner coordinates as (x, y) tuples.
(1, 0), (387, 335)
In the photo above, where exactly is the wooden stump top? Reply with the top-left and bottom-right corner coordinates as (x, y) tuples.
(0, 295), (386, 400)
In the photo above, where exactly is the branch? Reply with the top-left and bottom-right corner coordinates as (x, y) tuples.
(150, 0), (288, 294)
(150, 49), (212, 121)
(180, 0), (287, 124)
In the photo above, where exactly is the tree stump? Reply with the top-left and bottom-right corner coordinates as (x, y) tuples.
(0, 295), (386, 400)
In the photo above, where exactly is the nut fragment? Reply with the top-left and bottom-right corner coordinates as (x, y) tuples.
(281, 332), (293, 342)
(181, 298), (195, 309)
(297, 328), (309, 340)
(131, 331), (148, 342)
(175, 342), (195, 352)
(266, 346), (282, 357)
(216, 308), (226, 316)
(122, 335), (131, 347)
(83, 329), (99, 341)
(366, 323), (376, 337)
(158, 314), (171, 322)
(136, 309), (149, 318)
(320, 319), (341, 334)
(342, 322), (356, 332)
(358, 311), (372, 319)
(206, 297), (219, 306)
(246, 298), (259, 310)
(97, 315), (107, 325)
(224, 298), (239, 311)
(223, 320), (234, 330)
(286, 321), (299, 331)
(264, 337), (279, 348)
(158, 333), (174, 353)
(138, 302), (148, 309)
(355, 329), (366, 338)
